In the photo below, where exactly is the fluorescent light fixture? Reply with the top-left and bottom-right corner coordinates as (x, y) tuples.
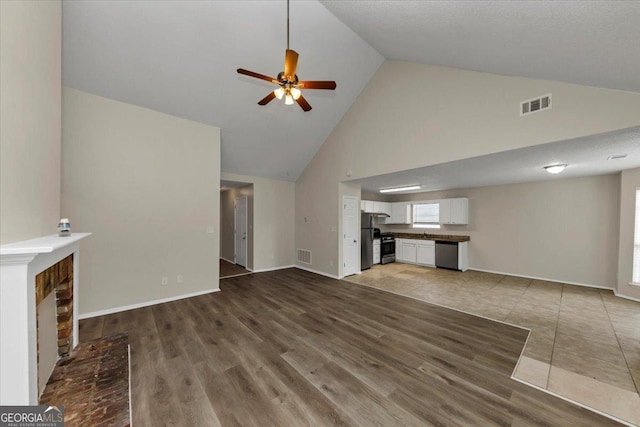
(544, 164), (567, 174)
(380, 185), (421, 193)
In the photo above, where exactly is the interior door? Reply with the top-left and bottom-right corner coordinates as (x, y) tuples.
(343, 196), (358, 277)
(234, 196), (248, 267)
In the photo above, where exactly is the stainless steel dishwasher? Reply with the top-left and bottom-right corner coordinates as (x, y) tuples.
(435, 241), (459, 270)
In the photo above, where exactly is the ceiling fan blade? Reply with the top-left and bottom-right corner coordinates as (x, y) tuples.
(296, 94), (312, 112)
(258, 92), (276, 106)
(297, 80), (337, 90)
(284, 49), (299, 80)
(237, 68), (278, 84)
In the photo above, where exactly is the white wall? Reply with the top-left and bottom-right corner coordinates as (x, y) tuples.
(220, 173), (295, 271)
(380, 175), (620, 288)
(296, 61), (640, 278)
(220, 185), (254, 269)
(62, 88), (220, 315)
(617, 168), (640, 300)
(0, 1), (61, 244)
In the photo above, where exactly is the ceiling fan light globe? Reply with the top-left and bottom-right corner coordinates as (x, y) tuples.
(274, 87), (285, 100)
(291, 87), (302, 100)
(285, 94), (294, 105)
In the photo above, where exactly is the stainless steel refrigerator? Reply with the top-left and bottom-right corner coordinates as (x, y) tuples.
(361, 212), (374, 270)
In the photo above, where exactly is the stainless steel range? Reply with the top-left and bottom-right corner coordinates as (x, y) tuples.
(380, 233), (395, 264)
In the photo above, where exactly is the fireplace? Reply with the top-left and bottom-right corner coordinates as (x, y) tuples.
(0, 233), (90, 405)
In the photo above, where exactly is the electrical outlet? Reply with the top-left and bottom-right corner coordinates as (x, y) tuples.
(206, 226), (215, 234)
(329, 261), (334, 267)
(161, 277), (168, 285)
(177, 275), (183, 284)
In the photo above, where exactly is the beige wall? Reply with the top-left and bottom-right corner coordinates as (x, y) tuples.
(219, 185), (254, 269)
(62, 88), (220, 315)
(296, 61), (640, 278)
(380, 175), (620, 288)
(221, 173), (295, 271)
(0, 1), (61, 244)
(617, 168), (640, 300)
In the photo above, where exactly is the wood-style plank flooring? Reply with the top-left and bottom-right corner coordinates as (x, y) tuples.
(80, 268), (621, 426)
(220, 259), (250, 279)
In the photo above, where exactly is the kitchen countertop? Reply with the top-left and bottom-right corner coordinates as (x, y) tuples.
(393, 233), (470, 242)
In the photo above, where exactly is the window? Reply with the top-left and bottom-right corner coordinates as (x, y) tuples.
(413, 202), (440, 229)
(633, 188), (640, 284)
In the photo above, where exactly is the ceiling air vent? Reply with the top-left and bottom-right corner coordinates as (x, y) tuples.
(297, 248), (312, 265)
(521, 94), (552, 116)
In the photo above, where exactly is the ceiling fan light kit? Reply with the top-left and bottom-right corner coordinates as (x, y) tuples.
(236, 0), (336, 112)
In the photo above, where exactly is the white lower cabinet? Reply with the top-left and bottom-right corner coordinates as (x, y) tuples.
(373, 240), (381, 264)
(401, 241), (417, 264)
(396, 239), (435, 267)
(417, 241), (435, 266)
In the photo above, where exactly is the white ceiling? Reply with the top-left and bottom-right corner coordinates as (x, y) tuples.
(351, 126), (640, 194)
(63, 1), (640, 184)
(321, 1), (640, 93)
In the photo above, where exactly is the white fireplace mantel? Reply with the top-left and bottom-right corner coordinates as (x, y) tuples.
(0, 233), (91, 405)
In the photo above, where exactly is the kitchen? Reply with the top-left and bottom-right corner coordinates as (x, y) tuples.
(360, 196), (469, 273)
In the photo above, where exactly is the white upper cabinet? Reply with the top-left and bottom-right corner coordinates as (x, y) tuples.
(373, 201), (391, 216)
(439, 198), (468, 225)
(361, 200), (391, 215)
(385, 202), (411, 224)
(361, 200), (375, 213)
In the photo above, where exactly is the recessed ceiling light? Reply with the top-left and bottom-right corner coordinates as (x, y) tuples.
(379, 185), (421, 193)
(607, 154), (628, 160)
(544, 164), (567, 174)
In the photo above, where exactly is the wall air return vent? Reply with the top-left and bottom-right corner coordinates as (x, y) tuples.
(521, 94), (552, 116)
(297, 248), (312, 265)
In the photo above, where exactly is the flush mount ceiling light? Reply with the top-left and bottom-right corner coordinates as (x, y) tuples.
(236, 0), (337, 111)
(379, 185), (421, 193)
(544, 164), (567, 174)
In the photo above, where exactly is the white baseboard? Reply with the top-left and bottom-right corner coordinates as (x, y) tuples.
(613, 289), (640, 303)
(468, 267), (613, 290)
(220, 256), (235, 264)
(251, 265), (296, 273)
(78, 288), (221, 319)
(295, 265), (340, 280)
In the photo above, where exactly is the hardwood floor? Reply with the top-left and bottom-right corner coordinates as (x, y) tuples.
(220, 259), (250, 278)
(80, 268), (621, 426)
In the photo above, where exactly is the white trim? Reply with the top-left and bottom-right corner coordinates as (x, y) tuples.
(613, 289), (640, 303)
(628, 282), (640, 288)
(295, 265), (340, 280)
(251, 265), (296, 273)
(78, 288), (221, 319)
(468, 267), (613, 290)
(220, 256), (235, 264)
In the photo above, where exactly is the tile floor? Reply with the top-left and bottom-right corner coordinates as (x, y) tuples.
(345, 263), (640, 426)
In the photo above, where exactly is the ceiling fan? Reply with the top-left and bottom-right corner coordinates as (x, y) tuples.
(236, 0), (336, 112)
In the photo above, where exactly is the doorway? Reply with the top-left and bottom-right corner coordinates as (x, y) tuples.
(220, 181), (253, 278)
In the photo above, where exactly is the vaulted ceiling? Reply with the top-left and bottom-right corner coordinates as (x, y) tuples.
(63, 1), (640, 182)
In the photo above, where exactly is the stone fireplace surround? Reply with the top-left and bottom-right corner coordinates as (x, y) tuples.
(0, 233), (90, 405)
